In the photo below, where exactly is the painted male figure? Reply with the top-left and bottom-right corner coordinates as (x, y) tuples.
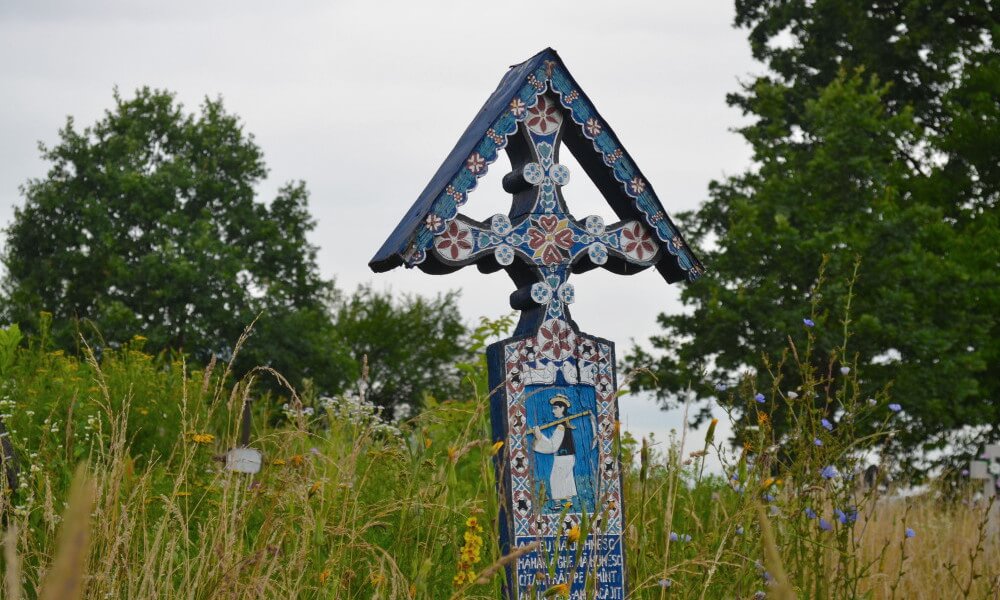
(532, 394), (577, 502)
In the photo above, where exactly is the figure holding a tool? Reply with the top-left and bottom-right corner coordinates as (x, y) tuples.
(530, 394), (595, 504)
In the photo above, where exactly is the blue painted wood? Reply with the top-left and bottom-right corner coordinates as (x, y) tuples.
(371, 49), (705, 599)
(488, 329), (627, 599)
(368, 48), (704, 284)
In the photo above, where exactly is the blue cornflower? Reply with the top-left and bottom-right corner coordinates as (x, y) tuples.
(755, 393), (766, 403)
(803, 318), (815, 327)
(736, 526), (745, 535)
(835, 508), (857, 525)
(821, 465), (838, 479)
(814, 438), (823, 446)
(819, 518), (833, 531)
(669, 531), (678, 542)
(821, 418), (833, 431)
(715, 383), (728, 392)
(763, 493), (775, 503)
(658, 578), (672, 589)
(888, 403), (902, 412)
(804, 507), (817, 519)
(905, 527), (915, 538)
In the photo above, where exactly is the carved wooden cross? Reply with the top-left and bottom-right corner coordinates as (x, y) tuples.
(426, 92), (664, 336)
(371, 48), (703, 600)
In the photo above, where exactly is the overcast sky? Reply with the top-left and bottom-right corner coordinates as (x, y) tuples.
(0, 1), (761, 467)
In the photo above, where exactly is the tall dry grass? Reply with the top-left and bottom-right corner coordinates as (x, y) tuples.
(0, 313), (996, 599)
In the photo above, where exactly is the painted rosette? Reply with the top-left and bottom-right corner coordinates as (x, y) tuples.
(491, 213), (513, 235)
(558, 283), (575, 305)
(530, 282), (553, 305)
(584, 215), (604, 235)
(588, 242), (608, 265)
(495, 244), (515, 266)
(522, 162), (544, 185)
(550, 163), (570, 186)
(537, 318), (576, 361)
(434, 220), (474, 261)
(619, 221), (657, 262)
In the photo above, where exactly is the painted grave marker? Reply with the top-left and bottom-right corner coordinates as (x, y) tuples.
(969, 443), (1000, 498)
(370, 48), (704, 599)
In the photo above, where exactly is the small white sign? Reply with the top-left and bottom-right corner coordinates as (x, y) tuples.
(225, 447), (262, 474)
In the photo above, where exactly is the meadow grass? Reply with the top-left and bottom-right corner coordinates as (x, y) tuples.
(0, 320), (996, 599)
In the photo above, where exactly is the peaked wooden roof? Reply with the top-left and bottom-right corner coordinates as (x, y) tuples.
(369, 48), (704, 283)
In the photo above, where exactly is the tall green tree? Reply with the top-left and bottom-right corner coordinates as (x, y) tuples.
(631, 3), (999, 474)
(1, 88), (353, 393)
(332, 286), (469, 411)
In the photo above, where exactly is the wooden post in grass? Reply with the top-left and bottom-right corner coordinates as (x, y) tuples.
(969, 443), (1000, 498)
(370, 48), (704, 599)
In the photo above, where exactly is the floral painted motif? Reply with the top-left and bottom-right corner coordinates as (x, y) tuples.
(467, 152), (486, 174)
(530, 282), (553, 304)
(585, 118), (602, 137)
(584, 215), (605, 235)
(523, 162), (544, 185)
(425, 213), (445, 234)
(495, 244), (515, 266)
(620, 222), (656, 261)
(550, 164), (570, 186)
(537, 318), (574, 361)
(527, 215), (574, 265)
(588, 242), (608, 265)
(435, 221), (473, 261)
(526, 95), (562, 135)
(510, 97), (526, 117)
(629, 177), (646, 195)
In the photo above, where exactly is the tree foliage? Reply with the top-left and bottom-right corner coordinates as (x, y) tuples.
(332, 286), (469, 411)
(630, 2), (1000, 473)
(1, 88), (470, 407)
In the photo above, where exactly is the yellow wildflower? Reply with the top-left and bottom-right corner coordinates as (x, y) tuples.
(272, 458), (286, 466)
(761, 477), (775, 488)
(289, 454), (304, 466)
(424, 437), (433, 450)
(191, 433), (215, 444)
(546, 582), (570, 597)
(489, 440), (504, 456)
(308, 481), (322, 497)
(566, 524), (580, 544)
(465, 516), (482, 532)
(447, 446), (458, 463)
(757, 412), (769, 425)
(318, 569), (331, 584)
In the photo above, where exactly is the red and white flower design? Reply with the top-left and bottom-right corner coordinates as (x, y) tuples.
(424, 213), (444, 233)
(526, 95), (562, 135)
(466, 152), (486, 174)
(435, 220), (473, 261)
(527, 215), (574, 265)
(538, 319), (575, 361)
(585, 117), (602, 137)
(510, 98), (526, 118)
(620, 221), (656, 261)
(629, 177), (646, 195)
